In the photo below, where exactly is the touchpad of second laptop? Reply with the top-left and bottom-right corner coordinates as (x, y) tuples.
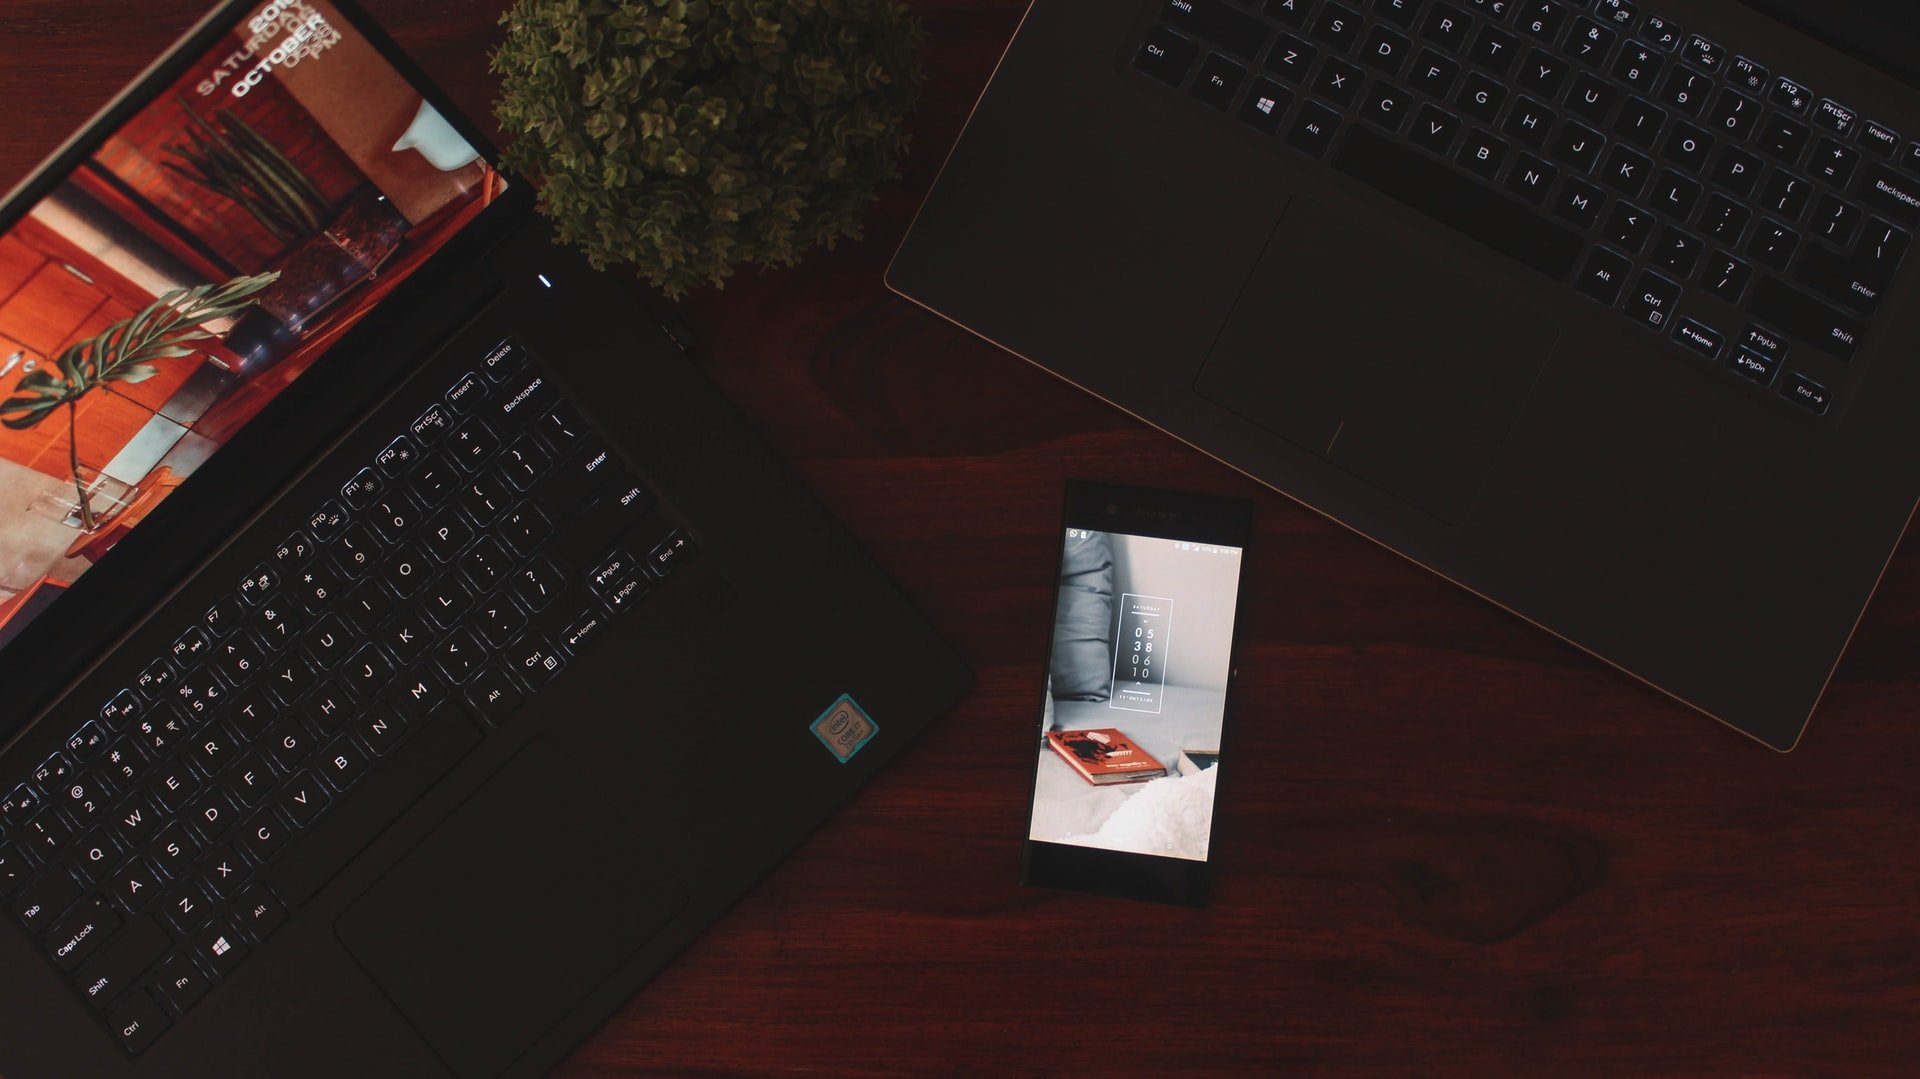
(1194, 196), (1560, 525)
(336, 739), (687, 1078)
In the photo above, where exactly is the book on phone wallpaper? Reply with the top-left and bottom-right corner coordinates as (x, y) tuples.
(1045, 729), (1167, 785)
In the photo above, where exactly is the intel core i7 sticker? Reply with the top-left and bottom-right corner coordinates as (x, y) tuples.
(811, 695), (878, 763)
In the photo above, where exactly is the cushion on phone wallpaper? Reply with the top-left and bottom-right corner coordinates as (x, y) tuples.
(1050, 529), (1114, 701)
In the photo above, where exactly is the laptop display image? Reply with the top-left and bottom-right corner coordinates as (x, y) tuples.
(0, 0), (499, 650)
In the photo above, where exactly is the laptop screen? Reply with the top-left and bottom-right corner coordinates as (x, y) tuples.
(0, 1), (501, 656)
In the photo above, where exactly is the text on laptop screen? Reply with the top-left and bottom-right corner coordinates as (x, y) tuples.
(0, 0), (502, 653)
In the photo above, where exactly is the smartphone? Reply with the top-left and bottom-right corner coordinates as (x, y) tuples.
(1021, 481), (1252, 907)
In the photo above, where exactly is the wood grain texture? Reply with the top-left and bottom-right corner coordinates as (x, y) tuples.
(6, 2), (1920, 1075)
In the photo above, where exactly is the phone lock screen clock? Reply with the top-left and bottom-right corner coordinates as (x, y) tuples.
(1022, 481), (1252, 907)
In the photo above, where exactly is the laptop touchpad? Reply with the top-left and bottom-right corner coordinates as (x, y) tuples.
(1194, 196), (1560, 524)
(336, 739), (687, 1078)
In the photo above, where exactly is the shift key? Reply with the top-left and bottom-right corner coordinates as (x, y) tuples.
(1794, 243), (1888, 313)
(74, 915), (170, 1011)
(1750, 276), (1866, 360)
(1162, 0), (1269, 60)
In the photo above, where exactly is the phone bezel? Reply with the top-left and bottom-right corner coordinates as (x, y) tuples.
(1019, 480), (1253, 907)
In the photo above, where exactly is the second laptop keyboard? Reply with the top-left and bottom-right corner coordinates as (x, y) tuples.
(1132, 0), (1920, 417)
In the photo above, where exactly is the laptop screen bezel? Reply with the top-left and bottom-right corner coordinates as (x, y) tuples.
(1739, 0), (1920, 91)
(0, 0), (534, 740)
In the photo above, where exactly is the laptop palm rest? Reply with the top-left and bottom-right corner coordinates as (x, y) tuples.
(336, 739), (688, 1078)
(1194, 196), (1560, 525)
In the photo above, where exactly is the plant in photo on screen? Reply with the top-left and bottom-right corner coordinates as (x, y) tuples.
(161, 97), (332, 247)
(0, 273), (280, 532)
(491, 0), (926, 297)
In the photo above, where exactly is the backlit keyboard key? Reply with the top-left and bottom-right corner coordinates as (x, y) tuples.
(1164, 0), (1269, 59)
(1780, 371), (1831, 413)
(1191, 53), (1245, 110)
(444, 371), (484, 413)
(1624, 271), (1680, 330)
(1135, 26), (1198, 87)
(1813, 98), (1857, 137)
(1238, 79), (1292, 134)
(1749, 276), (1863, 360)
(106, 989), (170, 1055)
(1671, 317), (1723, 359)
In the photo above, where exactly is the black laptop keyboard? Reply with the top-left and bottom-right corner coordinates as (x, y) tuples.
(1132, 0), (1920, 416)
(0, 337), (691, 1056)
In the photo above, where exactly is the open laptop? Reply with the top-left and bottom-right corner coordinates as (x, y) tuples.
(890, 0), (1920, 750)
(0, 2), (968, 1075)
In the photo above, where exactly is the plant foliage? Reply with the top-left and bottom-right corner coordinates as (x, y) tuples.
(0, 273), (279, 530)
(162, 101), (332, 246)
(0, 273), (282, 432)
(492, 0), (925, 297)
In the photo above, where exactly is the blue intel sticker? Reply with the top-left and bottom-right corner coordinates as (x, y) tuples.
(810, 694), (878, 763)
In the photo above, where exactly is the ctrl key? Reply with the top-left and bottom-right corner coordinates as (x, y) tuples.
(1135, 27), (1198, 87)
(106, 988), (171, 1055)
(1781, 371), (1832, 414)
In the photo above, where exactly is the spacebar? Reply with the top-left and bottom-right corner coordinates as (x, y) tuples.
(1332, 126), (1584, 282)
(268, 705), (482, 905)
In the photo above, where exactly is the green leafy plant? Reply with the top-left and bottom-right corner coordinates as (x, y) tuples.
(162, 99), (332, 246)
(0, 273), (280, 532)
(492, 0), (926, 297)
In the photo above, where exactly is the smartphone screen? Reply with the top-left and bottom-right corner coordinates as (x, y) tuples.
(1021, 481), (1251, 907)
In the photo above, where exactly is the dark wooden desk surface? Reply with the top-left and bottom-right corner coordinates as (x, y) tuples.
(8, 3), (1920, 1074)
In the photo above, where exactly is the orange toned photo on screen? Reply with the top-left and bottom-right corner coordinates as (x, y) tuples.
(0, 1), (503, 649)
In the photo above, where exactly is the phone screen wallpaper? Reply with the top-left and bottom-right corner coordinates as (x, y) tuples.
(1029, 527), (1242, 862)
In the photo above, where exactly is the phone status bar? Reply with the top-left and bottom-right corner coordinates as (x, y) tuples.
(1066, 528), (1238, 556)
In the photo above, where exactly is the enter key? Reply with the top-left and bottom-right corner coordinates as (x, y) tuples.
(1794, 241), (1894, 314)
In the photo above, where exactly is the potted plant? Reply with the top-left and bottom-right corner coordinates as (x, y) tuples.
(491, 0), (926, 297)
(163, 101), (408, 340)
(0, 273), (279, 532)
(163, 99), (334, 246)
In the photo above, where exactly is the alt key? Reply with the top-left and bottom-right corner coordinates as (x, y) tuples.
(1286, 101), (1342, 158)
